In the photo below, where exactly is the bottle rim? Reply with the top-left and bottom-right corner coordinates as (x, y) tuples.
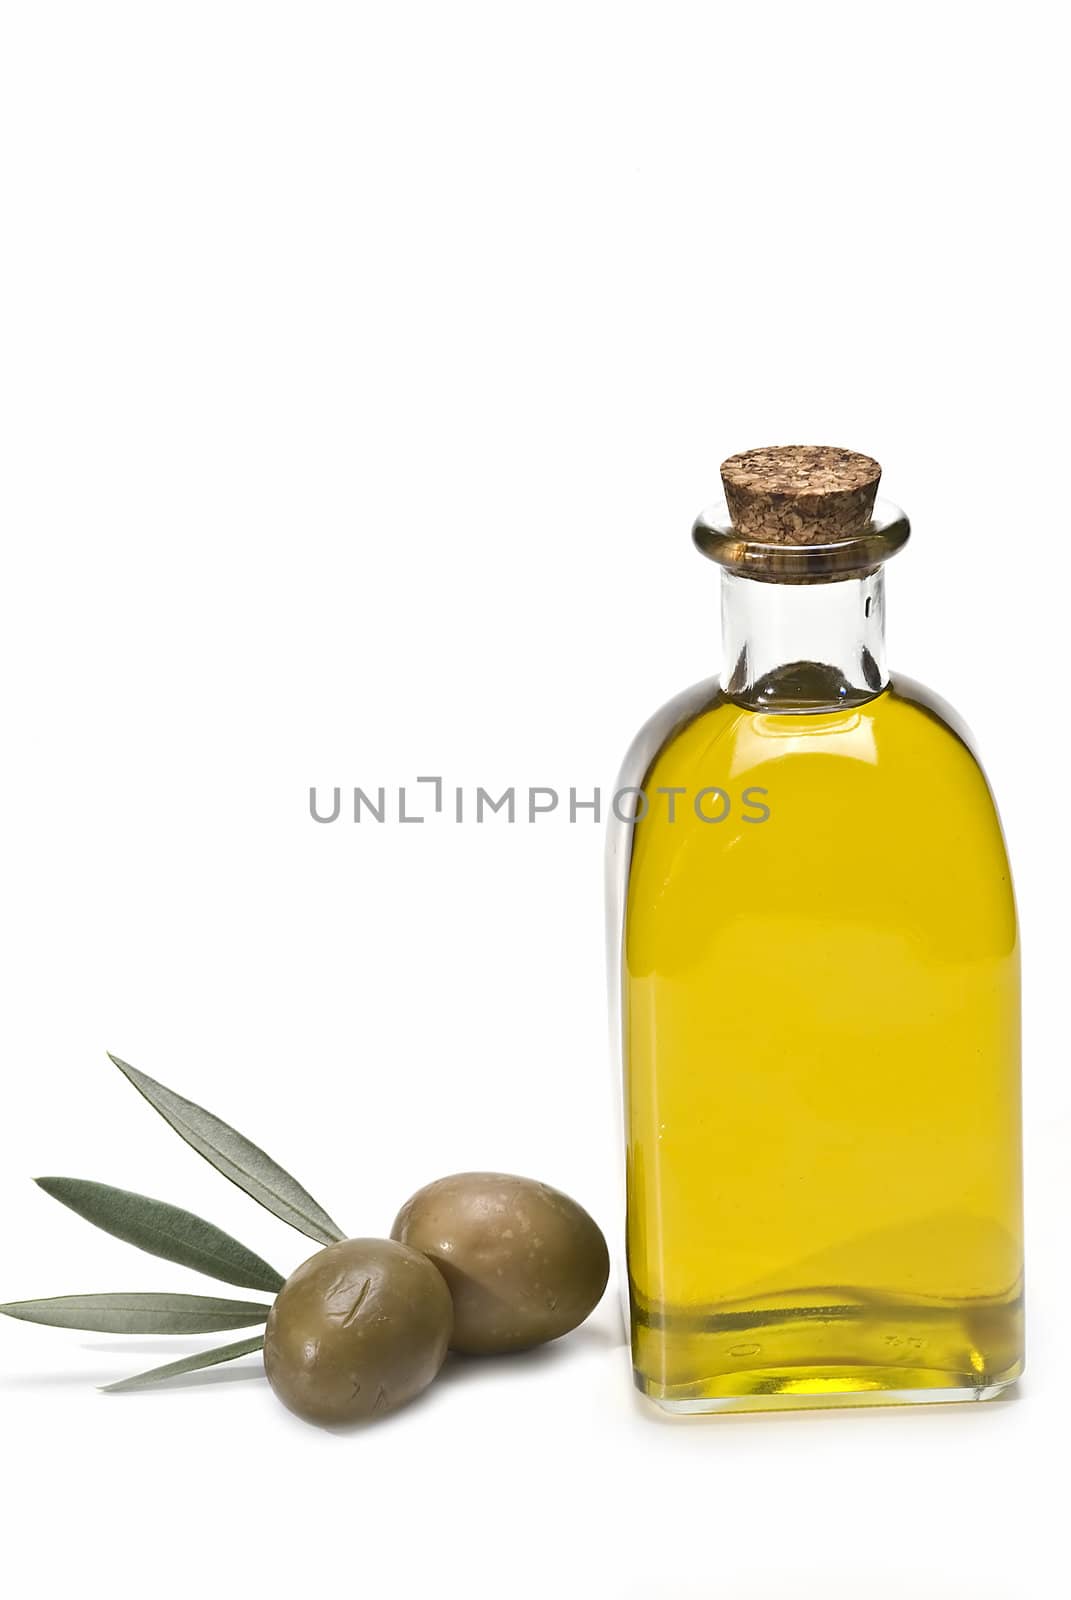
(693, 495), (910, 582)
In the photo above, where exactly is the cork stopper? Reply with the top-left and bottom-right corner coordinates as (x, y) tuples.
(720, 445), (882, 546)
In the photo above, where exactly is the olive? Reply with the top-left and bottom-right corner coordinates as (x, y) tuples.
(263, 1237), (452, 1425)
(391, 1172), (609, 1356)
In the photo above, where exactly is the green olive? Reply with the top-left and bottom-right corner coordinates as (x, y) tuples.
(264, 1237), (452, 1425)
(391, 1172), (609, 1355)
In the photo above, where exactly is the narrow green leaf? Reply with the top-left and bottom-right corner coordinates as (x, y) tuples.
(35, 1177), (285, 1294)
(109, 1054), (345, 1247)
(0, 1293), (272, 1334)
(102, 1334), (265, 1393)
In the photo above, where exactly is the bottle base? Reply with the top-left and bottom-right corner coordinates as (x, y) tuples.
(636, 1362), (1023, 1415)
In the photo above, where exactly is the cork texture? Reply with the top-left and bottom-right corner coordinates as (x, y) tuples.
(720, 445), (882, 545)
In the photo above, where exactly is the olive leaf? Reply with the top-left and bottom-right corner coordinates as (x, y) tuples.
(35, 1177), (285, 1294)
(0, 1293), (272, 1334)
(102, 1334), (265, 1393)
(109, 1054), (345, 1247)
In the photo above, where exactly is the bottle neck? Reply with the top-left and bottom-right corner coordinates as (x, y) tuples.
(721, 569), (888, 712)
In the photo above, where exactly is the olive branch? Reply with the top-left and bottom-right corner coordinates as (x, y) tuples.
(1, 1055), (347, 1392)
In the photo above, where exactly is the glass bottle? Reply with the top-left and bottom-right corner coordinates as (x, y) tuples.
(609, 446), (1023, 1412)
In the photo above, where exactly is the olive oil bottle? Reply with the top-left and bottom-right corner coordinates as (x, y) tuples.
(609, 446), (1023, 1412)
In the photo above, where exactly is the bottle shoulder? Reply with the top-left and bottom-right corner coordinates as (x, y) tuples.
(614, 675), (722, 795)
(619, 673), (1012, 860)
(613, 672), (1017, 952)
(620, 672), (987, 776)
(885, 672), (981, 761)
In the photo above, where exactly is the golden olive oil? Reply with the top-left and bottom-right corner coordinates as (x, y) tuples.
(623, 675), (1023, 1409)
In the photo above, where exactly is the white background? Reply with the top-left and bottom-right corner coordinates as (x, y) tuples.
(1, 3), (1066, 1595)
